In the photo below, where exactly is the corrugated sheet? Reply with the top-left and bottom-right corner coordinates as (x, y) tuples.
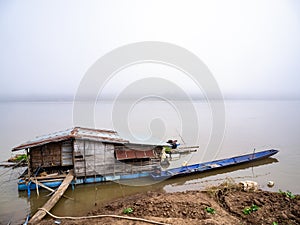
(123, 143), (165, 150)
(115, 149), (156, 160)
(12, 127), (129, 151)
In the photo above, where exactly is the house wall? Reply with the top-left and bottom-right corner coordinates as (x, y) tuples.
(73, 139), (161, 177)
(30, 140), (74, 171)
(30, 142), (62, 170)
(73, 139), (115, 177)
(61, 140), (73, 166)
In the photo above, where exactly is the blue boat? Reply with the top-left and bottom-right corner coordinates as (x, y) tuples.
(151, 149), (279, 180)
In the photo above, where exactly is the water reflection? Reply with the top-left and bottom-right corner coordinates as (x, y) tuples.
(163, 157), (278, 189)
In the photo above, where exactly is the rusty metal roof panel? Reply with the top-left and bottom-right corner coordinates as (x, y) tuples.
(124, 143), (166, 149)
(12, 127), (129, 151)
(115, 149), (156, 160)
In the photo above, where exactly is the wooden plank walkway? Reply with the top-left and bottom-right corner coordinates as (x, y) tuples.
(29, 170), (74, 224)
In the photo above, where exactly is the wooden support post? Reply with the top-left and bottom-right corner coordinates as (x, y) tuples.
(29, 178), (73, 200)
(30, 178), (54, 192)
(35, 177), (39, 196)
(29, 170), (74, 224)
(27, 148), (30, 178)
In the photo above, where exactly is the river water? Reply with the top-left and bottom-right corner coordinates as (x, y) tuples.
(0, 100), (299, 224)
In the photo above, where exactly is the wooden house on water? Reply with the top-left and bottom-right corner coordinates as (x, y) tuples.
(12, 127), (164, 190)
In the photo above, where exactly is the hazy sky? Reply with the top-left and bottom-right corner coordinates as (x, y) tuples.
(1, 0), (300, 100)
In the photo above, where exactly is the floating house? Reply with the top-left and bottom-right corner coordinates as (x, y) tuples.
(13, 127), (278, 192)
(12, 127), (164, 190)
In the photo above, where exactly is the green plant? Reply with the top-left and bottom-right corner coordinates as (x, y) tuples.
(279, 189), (295, 199)
(242, 204), (260, 215)
(251, 204), (259, 211)
(164, 147), (172, 153)
(272, 222), (278, 225)
(242, 207), (252, 215)
(16, 154), (28, 161)
(205, 207), (216, 214)
(123, 207), (133, 214)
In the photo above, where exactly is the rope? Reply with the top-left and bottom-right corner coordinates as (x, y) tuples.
(0, 159), (27, 178)
(38, 208), (170, 225)
(0, 167), (14, 177)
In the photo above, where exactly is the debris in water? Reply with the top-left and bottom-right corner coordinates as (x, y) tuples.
(267, 181), (275, 187)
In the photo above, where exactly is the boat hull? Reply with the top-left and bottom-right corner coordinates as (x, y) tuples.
(151, 149), (279, 180)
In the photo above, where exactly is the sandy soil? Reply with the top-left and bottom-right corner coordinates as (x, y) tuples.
(39, 182), (300, 225)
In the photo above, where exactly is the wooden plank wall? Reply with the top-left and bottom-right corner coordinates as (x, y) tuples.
(73, 140), (115, 176)
(73, 139), (161, 177)
(61, 141), (73, 166)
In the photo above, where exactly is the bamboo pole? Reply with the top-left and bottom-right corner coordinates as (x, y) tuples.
(29, 178), (73, 200)
(29, 170), (74, 224)
(35, 177), (39, 196)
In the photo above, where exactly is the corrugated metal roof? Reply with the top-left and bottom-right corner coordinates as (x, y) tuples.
(12, 127), (129, 151)
(115, 149), (156, 160)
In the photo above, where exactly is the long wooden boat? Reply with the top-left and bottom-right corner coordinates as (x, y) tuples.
(151, 149), (279, 180)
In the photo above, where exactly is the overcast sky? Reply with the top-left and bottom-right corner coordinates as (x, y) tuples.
(1, 0), (300, 101)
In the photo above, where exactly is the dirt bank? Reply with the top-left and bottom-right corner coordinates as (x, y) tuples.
(39, 182), (300, 225)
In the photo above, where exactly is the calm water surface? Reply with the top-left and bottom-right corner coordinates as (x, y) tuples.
(0, 100), (299, 224)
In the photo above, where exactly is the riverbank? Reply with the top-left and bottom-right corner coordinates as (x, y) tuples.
(39, 181), (300, 225)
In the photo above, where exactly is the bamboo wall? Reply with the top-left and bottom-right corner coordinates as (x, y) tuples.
(30, 142), (62, 169)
